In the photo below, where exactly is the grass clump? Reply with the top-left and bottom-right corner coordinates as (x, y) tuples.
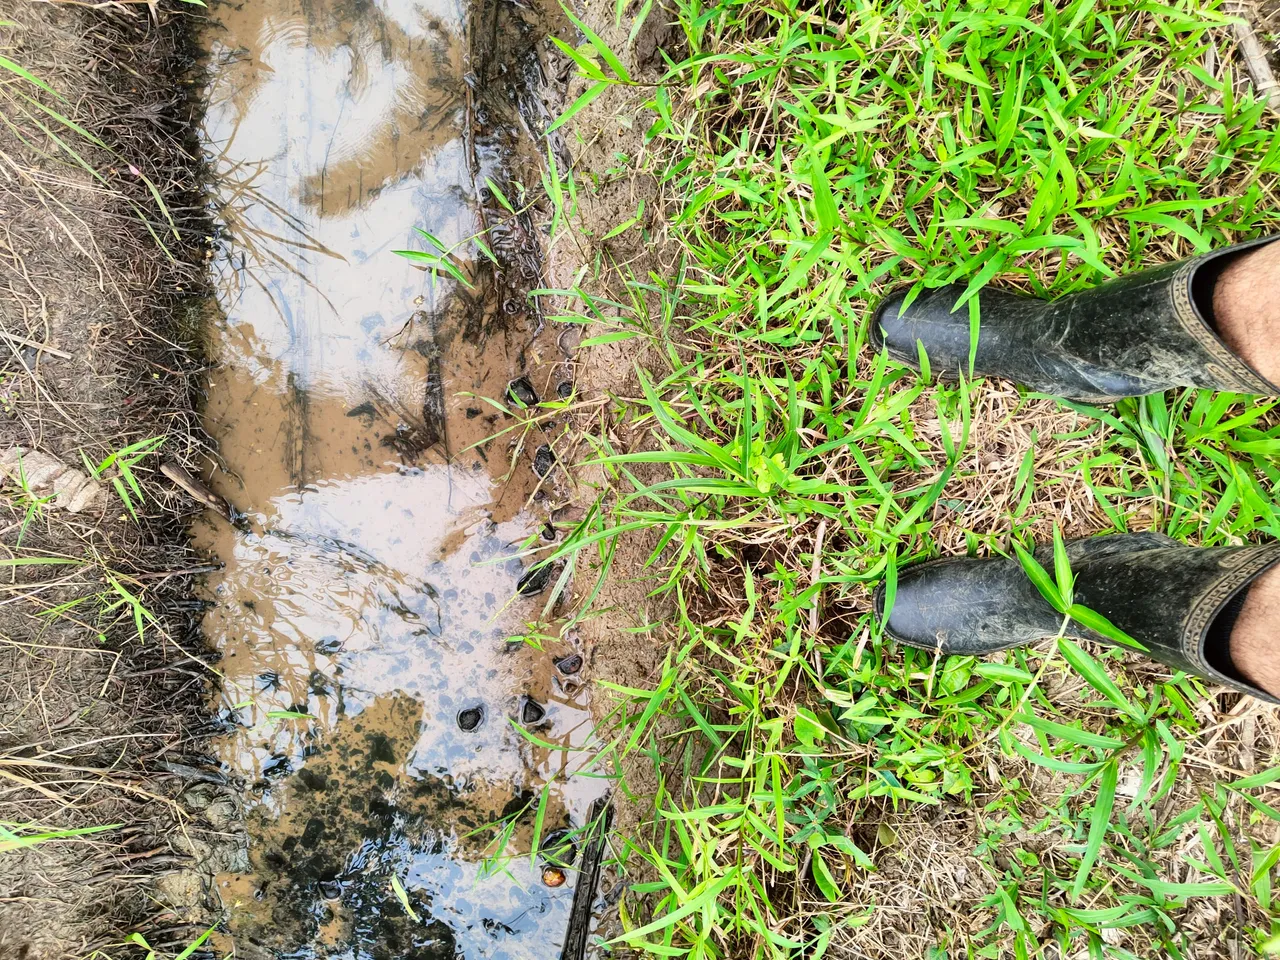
(550, 0), (1280, 956)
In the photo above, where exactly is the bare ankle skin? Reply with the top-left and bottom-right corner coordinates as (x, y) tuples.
(1213, 239), (1280, 386)
(1230, 564), (1280, 699)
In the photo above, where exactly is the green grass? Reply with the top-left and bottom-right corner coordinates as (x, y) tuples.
(0, 821), (119, 853)
(544, 0), (1280, 956)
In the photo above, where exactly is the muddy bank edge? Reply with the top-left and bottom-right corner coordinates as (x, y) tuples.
(543, 0), (682, 872)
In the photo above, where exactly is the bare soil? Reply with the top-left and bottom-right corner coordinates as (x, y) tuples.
(542, 0), (686, 857)
(0, 5), (222, 958)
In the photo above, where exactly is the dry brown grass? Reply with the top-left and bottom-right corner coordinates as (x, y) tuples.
(0, 4), (227, 957)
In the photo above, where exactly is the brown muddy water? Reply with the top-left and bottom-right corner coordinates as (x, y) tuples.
(195, 0), (606, 956)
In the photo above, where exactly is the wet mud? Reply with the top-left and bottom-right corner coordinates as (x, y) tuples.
(195, 0), (604, 955)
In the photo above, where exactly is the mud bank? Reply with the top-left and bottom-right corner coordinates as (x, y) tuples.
(540, 0), (682, 851)
(0, 0), (676, 955)
(0, 6), (218, 959)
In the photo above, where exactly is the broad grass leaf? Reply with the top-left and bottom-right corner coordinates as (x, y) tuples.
(547, 80), (609, 134)
(1013, 540), (1064, 612)
(1058, 637), (1143, 721)
(812, 853), (841, 903)
(1071, 759), (1117, 901)
(793, 706), (827, 746)
(391, 875), (420, 921)
(560, 4), (631, 83)
(975, 662), (1034, 684)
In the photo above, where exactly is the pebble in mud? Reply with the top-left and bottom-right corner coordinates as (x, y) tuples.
(556, 380), (574, 400)
(457, 705), (485, 732)
(541, 866), (566, 887)
(533, 444), (555, 477)
(507, 376), (538, 408)
(518, 695), (546, 726)
(554, 653), (582, 676)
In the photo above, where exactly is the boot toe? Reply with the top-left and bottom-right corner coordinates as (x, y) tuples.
(868, 288), (907, 355)
(875, 560), (963, 651)
(877, 555), (1048, 656)
(870, 284), (973, 372)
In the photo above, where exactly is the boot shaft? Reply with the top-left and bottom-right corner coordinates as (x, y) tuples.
(1068, 537), (1280, 701)
(1054, 238), (1276, 396)
(871, 236), (1280, 400)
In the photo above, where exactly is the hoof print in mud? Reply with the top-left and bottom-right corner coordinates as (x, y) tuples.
(518, 695), (547, 726)
(533, 444), (555, 477)
(516, 561), (558, 596)
(553, 653), (582, 676)
(507, 376), (539, 408)
(540, 827), (578, 868)
(456, 705), (485, 732)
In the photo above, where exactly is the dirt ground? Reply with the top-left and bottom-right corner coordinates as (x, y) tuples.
(0, 5), (225, 958)
(541, 0), (686, 856)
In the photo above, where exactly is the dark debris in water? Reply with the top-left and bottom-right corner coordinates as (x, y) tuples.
(518, 695), (546, 726)
(539, 827), (577, 868)
(533, 443), (555, 477)
(553, 653), (582, 676)
(516, 561), (557, 596)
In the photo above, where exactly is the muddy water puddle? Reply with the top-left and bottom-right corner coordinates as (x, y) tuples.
(195, 0), (605, 955)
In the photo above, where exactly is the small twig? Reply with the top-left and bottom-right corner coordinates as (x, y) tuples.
(132, 564), (222, 580)
(159, 461), (234, 523)
(1229, 2), (1280, 114)
(809, 519), (827, 677)
(0, 331), (72, 360)
(808, 519), (827, 637)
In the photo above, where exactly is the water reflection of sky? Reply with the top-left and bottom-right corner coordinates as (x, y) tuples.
(202, 0), (472, 400)
(198, 0), (606, 955)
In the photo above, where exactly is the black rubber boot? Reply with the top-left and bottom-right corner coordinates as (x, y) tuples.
(869, 237), (1280, 402)
(875, 532), (1280, 703)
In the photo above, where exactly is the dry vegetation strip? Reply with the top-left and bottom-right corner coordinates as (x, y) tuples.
(0, 5), (219, 958)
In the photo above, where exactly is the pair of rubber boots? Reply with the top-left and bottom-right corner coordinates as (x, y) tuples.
(871, 236), (1280, 703)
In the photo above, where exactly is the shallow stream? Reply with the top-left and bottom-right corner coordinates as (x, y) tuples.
(194, 0), (605, 955)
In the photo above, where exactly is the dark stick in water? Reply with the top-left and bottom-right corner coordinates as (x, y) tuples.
(560, 797), (613, 960)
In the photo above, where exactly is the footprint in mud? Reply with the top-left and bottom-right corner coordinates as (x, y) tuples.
(516, 561), (560, 596)
(456, 704), (484, 731)
(532, 443), (555, 477)
(553, 654), (582, 677)
(518, 695), (547, 726)
(506, 375), (539, 407)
